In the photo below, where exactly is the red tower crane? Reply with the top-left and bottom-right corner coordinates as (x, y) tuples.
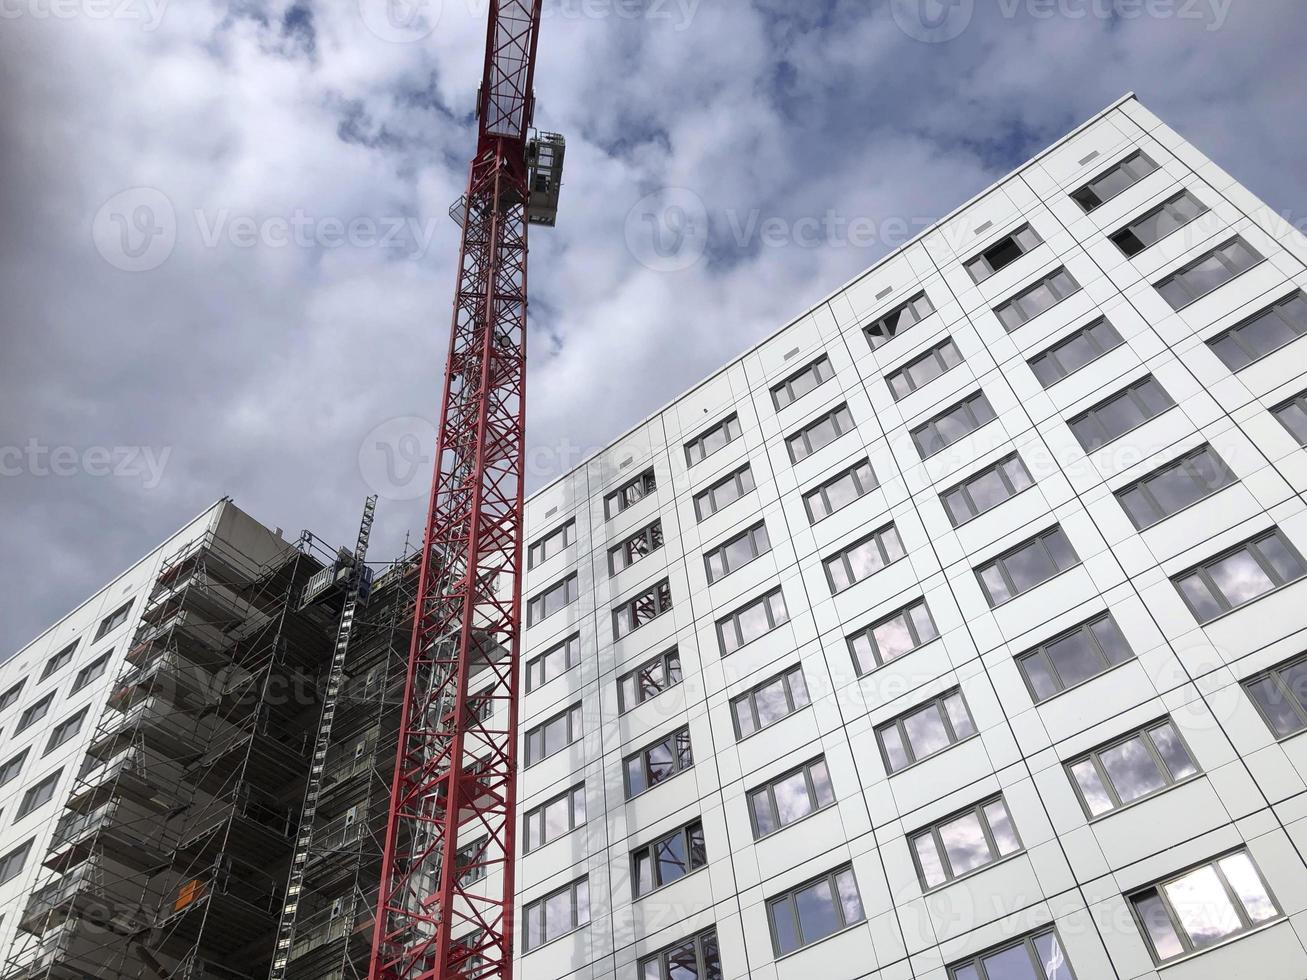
(370, 2), (563, 977)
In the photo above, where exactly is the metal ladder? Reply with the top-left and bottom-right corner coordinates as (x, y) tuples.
(269, 495), (377, 978)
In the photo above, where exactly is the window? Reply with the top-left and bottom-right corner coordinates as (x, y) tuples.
(731, 665), (809, 739)
(1244, 653), (1307, 739)
(802, 459), (877, 523)
(910, 391), (996, 459)
(71, 653), (111, 693)
(523, 877), (589, 952)
(639, 927), (722, 980)
(455, 836), (488, 886)
(41, 641), (78, 681)
(767, 864), (865, 956)
(848, 599), (939, 674)
(910, 796), (1022, 889)
(1129, 850), (1280, 963)
(526, 573), (578, 627)
(1172, 528), (1307, 624)
(772, 355), (832, 410)
(0, 749), (28, 788)
(1066, 718), (1199, 818)
(1071, 149), (1158, 211)
(1028, 317), (1124, 388)
(1016, 613), (1135, 702)
(994, 268), (1080, 332)
(528, 520), (574, 569)
(1068, 375), (1174, 452)
(704, 521), (771, 583)
(523, 704), (582, 767)
(617, 647), (682, 713)
(823, 523), (905, 593)
(16, 769), (62, 819)
(786, 404), (855, 463)
(864, 292), (935, 349)
(624, 726), (692, 798)
(885, 338), (964, 400)
(1272, 390), (1307, 446)
(605, 468), (656, 519)
(1110, 190), (1209, 256)
(716, 587), (788, 655)
(1207, 292), (1307, 371)
(1115, 445), (1236, 530)
(94, 601), (133, 641)
(948, 927), (1074, 980)
(694, 465), (754, 521)
(1155, 237), (1262, 310)
(631, 820), (706, 897)
(45, 708), (88, 756)
(965, 224), (1043, 283)
(524, 784), (585, 852)
(0, 839), (32, 885)
(609, 519), (664, 575)
(975, 526), (1079, 608)
(525, 633), (580, 692)
(612, 578), (673, 640)
(877, 689), (976, 774)
(685, 414), (741, 466)
(15, 693), (54, 734)
(748, 756), (834, 839)
(0, 680), (25, 713)
(941, 453), (1034, 527)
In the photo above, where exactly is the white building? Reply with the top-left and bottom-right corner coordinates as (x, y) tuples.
(510, 93), (1307, 980)
(5, 92), (1307, 980)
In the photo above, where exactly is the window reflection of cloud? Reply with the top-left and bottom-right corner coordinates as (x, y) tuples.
(1099, 737), (1166, 803)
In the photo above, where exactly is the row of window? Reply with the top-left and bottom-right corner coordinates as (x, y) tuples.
(530, 419), (1266, 655)
(528, 155), (1293, 587)
(522, 827), (1279, 972)
(525, 589), (1307, 837)
(527, 286), (1306, 628)
(0, 631), (116, 741)
(523, 522), (1307, 768)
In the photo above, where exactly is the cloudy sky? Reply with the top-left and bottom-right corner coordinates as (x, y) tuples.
(1, 0), (1305, 654)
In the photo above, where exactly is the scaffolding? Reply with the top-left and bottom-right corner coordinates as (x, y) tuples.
(2, 514), (340, 980)
(272, 550), (420, 980)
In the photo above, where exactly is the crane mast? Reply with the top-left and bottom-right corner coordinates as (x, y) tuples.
(370, 2), (561, 978)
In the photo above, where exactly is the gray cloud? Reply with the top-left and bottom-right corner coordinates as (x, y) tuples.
(1, 0), (1304, 654)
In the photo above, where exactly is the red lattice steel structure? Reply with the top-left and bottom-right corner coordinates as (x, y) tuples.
(370, 3), (550, 978)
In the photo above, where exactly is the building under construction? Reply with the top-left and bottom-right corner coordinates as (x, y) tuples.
(0, 501), (406, 980)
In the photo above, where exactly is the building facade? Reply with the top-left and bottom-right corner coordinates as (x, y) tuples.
(509, 94), (1307, 980)
(4, 93), (1307, 980)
